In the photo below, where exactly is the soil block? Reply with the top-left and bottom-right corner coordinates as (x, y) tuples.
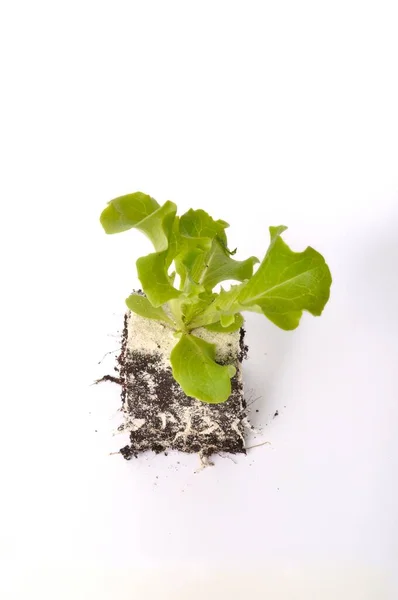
(117, 312), (248, 459)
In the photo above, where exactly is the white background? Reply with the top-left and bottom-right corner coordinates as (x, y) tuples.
(1, 1), (398, 598)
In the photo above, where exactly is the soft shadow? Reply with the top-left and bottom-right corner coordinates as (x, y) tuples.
(243, 311), (294, 428)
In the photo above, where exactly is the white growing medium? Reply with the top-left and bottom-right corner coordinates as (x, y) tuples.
(126, 312), (241, 367)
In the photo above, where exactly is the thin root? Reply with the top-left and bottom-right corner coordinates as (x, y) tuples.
(97, 348), (121, 365)
(245, 441), (271, 450)
(246, 395), (262, 407)
(217, 452), (238, 464)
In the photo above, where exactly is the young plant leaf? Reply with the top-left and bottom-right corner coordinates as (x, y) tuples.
(200, 238), (259, 290)
(237, 226), (332, 330)
(180, 208), (228, 243)
(126, 293), (175, 326)
(176, 209), (228, 289)
(137, 200), (176, 252)
(100, 192), (159, 234)
(166, 216), (181, 269)
(136, 252), (181, 307)
(100, 192), (177, 252)
(170, 333), (236, 403)
(176, 245), (209, 291)
(179, 291), (216, 326)
(220, 313), (236, 327)
(188, 283), (244, 329)
(204, 313), (244, 333)
(177, 210), (257, 292)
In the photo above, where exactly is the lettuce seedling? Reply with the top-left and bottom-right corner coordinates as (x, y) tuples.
(100, 192), (332, 403)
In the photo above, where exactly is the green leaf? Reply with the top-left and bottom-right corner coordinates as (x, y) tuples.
(179, 209), (228, 243)
(172, 215), (214, 291)
(177, 246), (208, 290)
(166, 216), (181, 268)
(237, 226), (332, 330)
(170, 334), (236, 403)
(125, 293), (174, 326)
(138, 200), (176, 252)
(204, 313), (244, 333)
(188, 283), (245, 329)
(136, 252), (181, 307)
(200, 238), (259, 290)
(100, 192), (177, 252)
(100, 192), (159, 234)
(179, 291), (216, 326)
(220, 313), (235, 327)
(176, 208), (227, 291)
(177, 210), (257, 293)
(100, 192), (181, 305)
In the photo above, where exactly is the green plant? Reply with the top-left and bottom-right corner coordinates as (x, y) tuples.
(100, 192), (332, 403)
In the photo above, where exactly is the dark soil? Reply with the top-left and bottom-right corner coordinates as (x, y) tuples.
(117, 315), (248, 460)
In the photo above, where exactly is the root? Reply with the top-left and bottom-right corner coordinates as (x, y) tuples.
(92, 375), (123, 386)
(245, 441), (271, 450)
(97, 348), (121, 365)
(195, 452), (215, 472)
(217, 452), (238, 464)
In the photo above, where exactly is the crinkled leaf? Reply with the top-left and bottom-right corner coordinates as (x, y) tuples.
(176, 209), (229, 291)
(179, 291), (216, 326)
(168, 222), (209, 291)
(136, 252), (181, 307)
(180, 208), (228, 243)
(126, 293), (174, 326)
(167, 291), (216, 330)
(200, 238), (259, 290)
(177, 210), (257, 292)
(166, 216), (181, 268)
(100, 192), (159, 234)
(174, 241), (212, 292)
(177, 246), (208, 289)
(170, 334), (236, 403)
(100, 192), (180, 305)
(100, 192), (177, 252)
(204, 313), (244, 333)
(238, 226), (332, 330)
(215, 283), (245, 311)
(138, 200), (176, 252)
(189, 283), (245, 329)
